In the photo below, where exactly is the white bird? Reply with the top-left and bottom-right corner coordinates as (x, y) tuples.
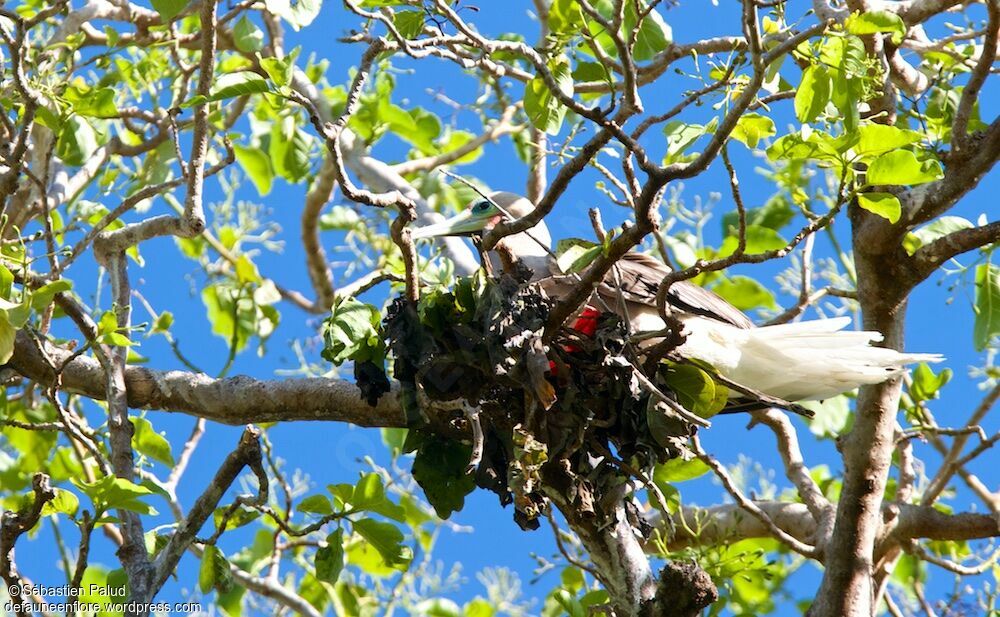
(412, 191), (942, 404)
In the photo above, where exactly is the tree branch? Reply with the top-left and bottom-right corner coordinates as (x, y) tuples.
(9, 330), (407, 428)
(151, 426), (265, 593)
(301, 155), (338, 311)
(649, 501), (1000, 552)
(909, 220), (1000, 284)
(0, 474), (55, 617)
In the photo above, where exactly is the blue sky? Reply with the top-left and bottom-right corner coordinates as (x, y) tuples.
(14, 0), (1000, 615)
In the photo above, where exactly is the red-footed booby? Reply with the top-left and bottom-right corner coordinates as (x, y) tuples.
(412, 191), (942, 403)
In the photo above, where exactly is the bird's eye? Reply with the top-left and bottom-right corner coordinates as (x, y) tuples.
(472, 200), (491, 213)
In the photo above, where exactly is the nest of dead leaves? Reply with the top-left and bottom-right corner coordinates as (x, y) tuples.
(352, 268), (701, 531)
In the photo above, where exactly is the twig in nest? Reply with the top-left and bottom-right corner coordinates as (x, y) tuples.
(631, 364), (711, 428)
(464, 403), (484, 474)
(471, 236), (495, 277)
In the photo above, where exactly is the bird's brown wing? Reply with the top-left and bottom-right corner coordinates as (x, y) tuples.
(598, 252), (755, 329)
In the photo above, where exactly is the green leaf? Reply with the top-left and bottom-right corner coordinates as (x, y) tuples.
(629, 4), (672, 61)
(104, 332), (132, 347)
(662, 118), (717, 164)
(151, 311), (174, 335)
(381, 428), (408, 458)
(464, 598), (496, 617)
(866, 150), (943, 186)
(415, 599), (461, 617)
(96, 309), (133, 347)
(524, 56), (573, 135)
(234, 255), (261, 285)
(718, 225), (788, 257)
(57, 116), (98, 167)
(910, 362), (952, 403)
(201, 282), (271, 353)
(328, 483), (355, 510)
(5, 408), (58, 472)
(199, 544), (234, 594)
(581, 590), (611, 610)
(0, 264), (12, 299)
(820, 35), (867, 133)
(846, 10), (906, 45)
(297, 573), (329, 613)
(98, 310), (117, 336)
(654, 458), (710, 483)
(270, 115), (312, 182)
(190, 71), (271, 107)
(438, 130), (483, 165)
(383, 106), (439, 155)
(233, 144), (274, 196)
(855, 124), (923, 158)
(659, 364), (727, 418)
(352, 518), (412, 569)
(548, 0), (584, 35)
(29, 279), (72, 311)
(551, 589), (585, 617)
(79, 566), (127, 607)
(260, 51), (297, 88)
(233, 16), (265, 52)
(721, 197), (794, 234)
(731, 113), (776, 149)
(321, 297), (384, 365)
(64, 84), (119, 119)
(151, 0), (189, 21)
(857, 192), (901, 223)
(572, 61), (613, 89)
(299, 494), (334, 515)
(713, 276), (778, 310)
(351, 473), (386, 510)
(795, 65), (831, 123)
(0, 315), (16, 364)
(903, 216), (974, 255)
(40, 488), (79, 518)
(265, 0), (322, 30)
(802, 395), (852, 439)
(393, 10), (425, 38)
(212, 505), (260, 532)
(131, 416), (175, 466)
(411, 436), (476, 519)
(892, 554), (926, 586)
(319, 205), (361, 231)
(585, 0), (671, 61)
(72, 476), (158, 515)
(766, 129), (844, 167)
(103, 479), (158, 515)
(49, 450), (85, 487)
(556, 240), (601, 274)
(974, 263), (1000, 351)
(315, 529), (345, 583)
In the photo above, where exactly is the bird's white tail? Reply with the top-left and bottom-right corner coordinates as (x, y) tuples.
(684, 316), (944, 402)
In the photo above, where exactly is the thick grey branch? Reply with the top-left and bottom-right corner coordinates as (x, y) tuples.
(650, 501), (1000, 552)
(9, 330), (406, 428)
(910, 220), (1000, 283)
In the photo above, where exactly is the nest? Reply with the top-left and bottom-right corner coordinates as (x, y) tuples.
(368, 270), (699, 530)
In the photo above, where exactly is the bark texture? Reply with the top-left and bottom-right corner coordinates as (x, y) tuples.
(808, 214), (912, 616)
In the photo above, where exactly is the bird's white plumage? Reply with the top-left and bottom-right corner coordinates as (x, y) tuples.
(667, 315), (942, 401)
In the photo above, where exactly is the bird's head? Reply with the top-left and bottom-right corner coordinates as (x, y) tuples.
(411, 191), (535, 239)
